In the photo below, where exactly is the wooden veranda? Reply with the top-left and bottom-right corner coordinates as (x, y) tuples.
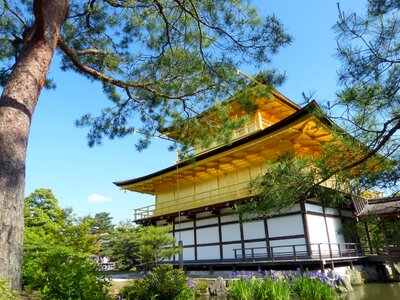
(353, 196), (400, 278)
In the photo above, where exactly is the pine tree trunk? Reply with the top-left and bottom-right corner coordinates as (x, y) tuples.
(0, 0), (69, 291)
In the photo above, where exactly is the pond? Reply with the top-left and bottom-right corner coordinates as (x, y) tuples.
(198, 282), (400, 299)
(341, 282), (400, 300)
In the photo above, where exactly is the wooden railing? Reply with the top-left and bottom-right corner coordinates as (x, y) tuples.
(98, 262), (117, 271)
(233, 243), (363, 261)
(134, 181), (255, 220)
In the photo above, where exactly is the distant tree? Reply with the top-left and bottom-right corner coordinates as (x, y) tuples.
(106, 220), (139, 271)
(81, 212), (115, 235)
(106, 223), (179, 270)
(0, 0), (291, 289)
(25, 188), (72, 228)
(23, 189), (109, 299)
(24, 189), (97, 252)
(137, 225), (180, 268)
(333, 1), (400, 193)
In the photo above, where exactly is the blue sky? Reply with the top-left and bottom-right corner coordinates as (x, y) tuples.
(23, 0), (366, 224)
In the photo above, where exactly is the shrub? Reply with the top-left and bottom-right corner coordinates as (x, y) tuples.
(23, 247), (111, 299)
(120, 264), (195, 300)
(192, 279), (211, 296)
(0, 279), (18, 300)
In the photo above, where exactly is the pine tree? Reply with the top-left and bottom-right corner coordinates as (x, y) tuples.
(0, 0), (291, 289)
(334, 1), (400, 191)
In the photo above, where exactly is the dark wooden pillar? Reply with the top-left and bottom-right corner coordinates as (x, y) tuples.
(380, 219), (397, 279)
(364, 221), (374, 254)
(300, 201), (312, 257)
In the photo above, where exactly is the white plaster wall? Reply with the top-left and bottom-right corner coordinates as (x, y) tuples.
(306, 214), (331, 254)
(244, 241), (267, 257)
(197, 226), (219, 244)
(267, 214), (304, 238)
(326, 217), (344, 243)
(223, 243), (241, 259)
(197, 245), (220, 260)
(325, 207), (340, 215)
(305, 203), (324, 213)
(175, 221), (193, 230)
(269, 238), (306, 254)
(266, 204), (301, 217)
(244, 241), (266, 249)
(179, 230), (195, 245)
(326, 216), (346, 253)
(307, 214), (328, 243)
(221, 214), (240, 223)
(197, 217), (218, 226)
(183, 247), (195, 260)
(285, 203), (301, 213)
(221, 223), (241, 242)
(243, 220), (265, 240)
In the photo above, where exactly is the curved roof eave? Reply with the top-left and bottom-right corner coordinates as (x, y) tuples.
(113, 100), (333, 188)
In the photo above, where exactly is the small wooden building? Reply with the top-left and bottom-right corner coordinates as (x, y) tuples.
(114, 89), (364, 270)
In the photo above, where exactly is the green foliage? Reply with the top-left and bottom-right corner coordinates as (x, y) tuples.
(0, 279), (18, 300)
(137, 225), (181, 268)
(228, 270), (338, 300)
(243, 154), (315, 215)
(355, 216), (400, 254)
(236, 153), (350, 217)
(192, 279), (210, 296)
(80, 212), (115, 258)
(1, 0), (291, 152)
(24, 189), (98, 254)
(229, 278), (254, 300)
(235, 117), (398, 216)
(106, 220), (140, 270)
(228, 272), (291, 300)
(253, 279), (291, 300)
(120, 264), (195, 300)
(81, 212), (115, 235)
(105, 223), (180, 270)
(23, 247), (110, 300)
(334, 1), (400, 192)
(23, 189), (110, 299)
(25, 188), (72, 228)
(290, 276), (336, 300)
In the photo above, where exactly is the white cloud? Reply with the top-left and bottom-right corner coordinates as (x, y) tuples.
(87, 194), (112, 203)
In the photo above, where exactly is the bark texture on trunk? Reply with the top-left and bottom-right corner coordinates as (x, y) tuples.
(0, 0), (69, 291)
